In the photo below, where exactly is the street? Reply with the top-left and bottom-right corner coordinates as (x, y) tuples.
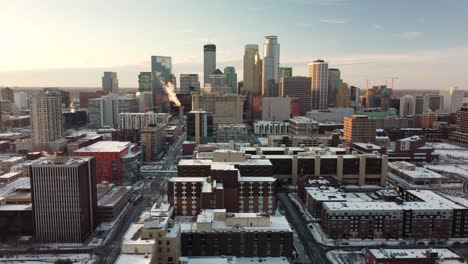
(278, 192), (331, 264)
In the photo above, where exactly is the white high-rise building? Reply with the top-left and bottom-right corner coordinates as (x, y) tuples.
(102, 72), (119, 94)
(203, 44), (216, 85)
(440, 86), (464, 113)
(30, 90), (64, 151)
(243, 44), (262, 93)
(262, 36), (280, 97)
(180, 74), (200, 94)
(309, 59), (329, 110)
(14, 91), (28, 111)
(399, 95), (416, 117)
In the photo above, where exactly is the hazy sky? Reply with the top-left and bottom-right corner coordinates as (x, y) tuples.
(1, 0), (468, 90)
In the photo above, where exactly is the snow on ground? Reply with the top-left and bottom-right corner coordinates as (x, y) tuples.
(287, 193), (314, 222)
(424, 164), (468, 179)
(326, 250), (365, 264)
(427, 142), (467, 150)
(435, 149), (468, 160)
(0, 254), (95, 264)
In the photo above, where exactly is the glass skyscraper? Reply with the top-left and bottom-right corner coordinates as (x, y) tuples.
(138, 72), (152, 92)
(224, 66), (237, 94)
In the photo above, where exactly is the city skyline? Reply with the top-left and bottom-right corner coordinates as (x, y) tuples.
(1, 0), (468, 90)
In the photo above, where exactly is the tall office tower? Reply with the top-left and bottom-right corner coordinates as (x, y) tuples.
(309, 59), (329, 110)
(141, 124), (166, 162)
(0, 87), (14, 102)
(343, 115), (376, 144)
(102, 72), (119, 94)
(186, 110), (214, 144)
(415, 96), (424, 115)
(30, 90), (63, 151)
(441, 86), (464, 113)
(423, 94), (443, 113)
(204, 44), (216, 85)
(328, 68), (341, 107)
(180, 74), (200, 94)
(138, 72), (152, 92)
(335, 82), (350, 107)
(243, 44), (262, 93)
(379, 85), (392, 111)
(14, 91), (28, 111)
(262, 36), (280, 97)
(451, 107), (468, 143)
(30, 156), (97, 243)
(279, 67), (293, 78)
(151, 56), (172, 112)
(224, 66), (238, 94)
(399, 95), (416, 117)
(280, 76), (312, 115)
(205, 69), (230, 95)
(350, 86), (360, 107)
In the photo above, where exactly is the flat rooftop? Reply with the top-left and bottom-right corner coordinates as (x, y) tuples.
(122, 223), (155, 246)
(180, 257), (290, 264)
(368, 248), (462, 260)
(31, 156), (93, 167)
(98, 186), (132, 207)
(389, 161), (446, 179)
(115, 254), (152, 264)
(74, 141), (131, 153)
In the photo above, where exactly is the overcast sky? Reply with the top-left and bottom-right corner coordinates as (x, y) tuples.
(1, 0), (467, 90)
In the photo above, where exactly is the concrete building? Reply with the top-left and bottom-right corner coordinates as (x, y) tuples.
(267, 134), (331, 147)
(243, 44), (262, 93)
(279, 67), (292, 78)
(365, 248), (465, 264)
(14, 91), (28, 111)
(279, 76), (311, 115)
(89, 95), (138, 128)
(102, 72), (119, 94)
(180, 209), (292, 258)
(423, 94), (443, 112)
(253, 121), (289, 135)
(192, 93), (244, 124)
(328, 68), (341, 107)
(224, 66), (237, 94)
(216, 124), (248, 143)
(441, 86), (464, 113)
(30, 156), (97, 243)
(262, 97), (291, 121)
(343, 115), (376, 144)
(138, 72), (152, 92)
(205, 69), (230, 95)
(415, 95), (424, 114)
(309, 60), (329, 110)
(0, 87), (14, 102)
(187, 111), (214, 144)
(262, 36), (280, 97)
(74, 141), (142, 185)
(288, 116), (318, 135)
(307, 108), (354, 123)
(137, 91), (154, 112)
(450, 106), (468, 144)
(30, 90), (63, 151)
(335, 82), (350, 108)
(118, 112), (170, 130)
(180, 74), (200, 94)
(399, 95), (416, 117)
(141, 125), (166, 162)
(203, 44), (216, 85)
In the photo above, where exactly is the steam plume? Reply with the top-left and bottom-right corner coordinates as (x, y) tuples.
(161, 80), (181, 106)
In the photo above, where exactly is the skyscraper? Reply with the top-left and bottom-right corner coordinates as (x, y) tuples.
(243, 44), (262, 93)
(262, 36), (280, 97)
(205, 69), (230, 95)
(343, 115), (376, 144)
(335, 82), (350, 108)
(30, 156), (97, 243)
(328, 68), (341, 106)
(102, 72), (119, 94)
(279, 67), (293, 78)
(440, 86), (464, 113)
(204, 44), (216, 85)
(399, 95), (416, 117)
(186, 110), (214, 144)
(0, 87), (14, 102)
(151, 56), (172, 112)
(180, 74), (200, 94)
(280, 76), (312, 115)
(224, 66), (238, 94)
(30, 90), (63, 151)
(138, 72), (152, 92)
(423, 94), (443, 112)
(309, 59), (329, 110)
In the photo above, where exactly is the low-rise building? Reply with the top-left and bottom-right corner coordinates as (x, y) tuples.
(365, 248), (465, 264)
(216, 124), (248, 143)
(253, 121), (288, 135)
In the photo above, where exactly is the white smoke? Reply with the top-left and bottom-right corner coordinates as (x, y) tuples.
(161, 80), (181, 106)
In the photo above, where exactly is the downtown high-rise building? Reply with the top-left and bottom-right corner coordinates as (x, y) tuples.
(205, 69), (230, 95)
(30, 90), (64, 151)
(440, 86), (464, 113)
(309, 59), (329, 110)
(423, 94), (443, 113)
(180, 74), (200, 94)
(186, 110), (214, 144)
(0, 87), (14, 102)
(224, 66), (237, 94)
(262, 36), (280, 97)
(243, 44), (262, 93)
(328, 68), (341, 106)
(30, 156), (97, 243)
(279, 76), (312, 115)
(102, 72), (119, 94)
(399, 95), (416, 117)
(279, 67), (293, 78)
(204, 44), (216, 85)
(138, 72), (152, 92)
(335, 82), (350, 108)
(151, 56), (172, 112)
